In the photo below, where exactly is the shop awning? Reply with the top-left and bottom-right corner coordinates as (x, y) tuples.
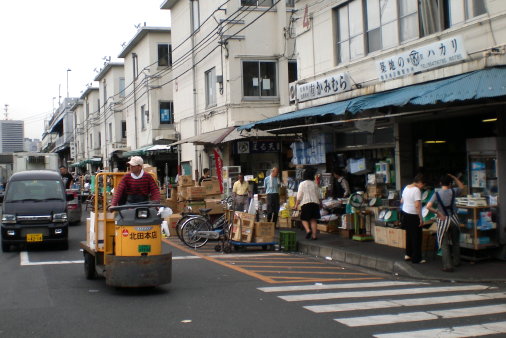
(170, 126), (236, 146)
(239, 67), (506, 131)
(221, 128), (280, 143)
(145, 145), (172, 152)
(123, 145), (152, 157)
(83, 157), (102, 164)
(69, 161), (85, 167)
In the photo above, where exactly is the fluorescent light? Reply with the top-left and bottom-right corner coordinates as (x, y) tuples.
(482, 118), (497, 123)
(424, 140), (446, 144)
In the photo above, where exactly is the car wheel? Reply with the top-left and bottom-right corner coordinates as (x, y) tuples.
(84, 251), (97, 279)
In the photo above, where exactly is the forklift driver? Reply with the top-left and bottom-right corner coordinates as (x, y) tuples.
(111, 156), (161, 207)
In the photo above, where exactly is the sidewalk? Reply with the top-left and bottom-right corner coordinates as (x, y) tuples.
(283, 227), (506, 283)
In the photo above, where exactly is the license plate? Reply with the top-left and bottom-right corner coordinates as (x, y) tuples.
(138, 245), (151, 253)
(27, 234), (43, 242)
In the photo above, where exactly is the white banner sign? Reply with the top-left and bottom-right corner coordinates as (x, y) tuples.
(376, 36), (467, 81)
(296, 72), (351, 102)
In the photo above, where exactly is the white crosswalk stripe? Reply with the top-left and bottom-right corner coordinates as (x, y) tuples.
(305, 292), (506, 313)
(374, 321), (506, 338)
(257, 280), (506, 336)
(278, 284), (492, 302)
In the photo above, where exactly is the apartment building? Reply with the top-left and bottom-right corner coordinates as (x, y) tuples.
(161, 0), (296, 179)
(118, 26), (178, 180)
(75, 87), (102, 172)
(0, 120), (24, 153)
(93, 62), (128, 171)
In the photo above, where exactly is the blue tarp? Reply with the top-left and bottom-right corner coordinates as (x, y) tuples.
(238, 67), (506, 131)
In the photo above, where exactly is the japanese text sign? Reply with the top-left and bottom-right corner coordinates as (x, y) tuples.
(377, 36), (467, 81)
(296, 72), (351, 102)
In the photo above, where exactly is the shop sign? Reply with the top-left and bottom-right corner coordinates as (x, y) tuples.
(377, 36), (467, 81)
(295, 72), (351, 102)
(236, 140), (280, 154)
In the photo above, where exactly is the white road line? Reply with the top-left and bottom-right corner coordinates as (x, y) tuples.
(20, 252), (84, 266)
(374, 321), (506, 338)
(305, 292), (506, 313)
(336, 304), (506, 327)
(19, 251), (282, 266)
(279, 285), (493, 302)
(258, 281), (425, 293)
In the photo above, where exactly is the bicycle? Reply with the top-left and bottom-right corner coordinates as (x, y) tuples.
(177, 197), (233, 248)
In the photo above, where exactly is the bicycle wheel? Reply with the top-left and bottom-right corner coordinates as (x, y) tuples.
(176, 215), (197, 240)
(180, 217), (212, 248)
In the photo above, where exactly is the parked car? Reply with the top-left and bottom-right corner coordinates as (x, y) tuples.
(66, 189), (82, 224)
(0, 170), (72, 252)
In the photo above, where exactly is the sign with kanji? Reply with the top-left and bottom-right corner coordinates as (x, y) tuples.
(296, 72), (351, 102)
(376, 36), (467, 81)
(235, 140), (280, 154)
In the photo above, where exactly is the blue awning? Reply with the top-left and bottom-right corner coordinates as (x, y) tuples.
(238, 67), (506, 131)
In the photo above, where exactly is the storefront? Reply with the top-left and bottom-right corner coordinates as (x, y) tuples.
(239, 67), (506, 258)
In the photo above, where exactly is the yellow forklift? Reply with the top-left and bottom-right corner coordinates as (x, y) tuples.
(79, 172), (172, 287)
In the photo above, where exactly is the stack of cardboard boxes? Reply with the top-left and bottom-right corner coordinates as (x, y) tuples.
(231, 212), (276, 243)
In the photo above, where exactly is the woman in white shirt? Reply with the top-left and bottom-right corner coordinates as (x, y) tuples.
(400, 174), (425, 264)
(294, 168), (321, 240)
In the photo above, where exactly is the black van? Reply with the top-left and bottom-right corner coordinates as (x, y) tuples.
(1, 170), (72, 252)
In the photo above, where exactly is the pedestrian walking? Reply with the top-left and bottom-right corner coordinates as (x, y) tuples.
(426, 174), (465, 272)
(294, 168), (321, 240)
(401, 174), (426, 264)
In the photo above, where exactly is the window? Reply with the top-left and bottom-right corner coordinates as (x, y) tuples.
(335, 0), (423, 64)
(205, 68), (216, 107)
(191, 0), (200, 32)
(89, 134), (93, 149)
(158, 44), (172, 67)
(121, 121), (127, 139)
(243, 61), (277, 98)
(336, 1), (365, 63)
(241, 0), (273, 6)
(86, 101), (89, 119)
(141, 105), (147, 130)
(399, 0), (419, 42)
(132, 53), (139, 79)
(119, 78), (125, 98)
(97, 99), (100, 114)
(160, 102), (174, 124)
(98, 132), (101, 147)
(448, 0), (487, 26)
(288, 61), (297, 83)
(108, 123), (112, 142)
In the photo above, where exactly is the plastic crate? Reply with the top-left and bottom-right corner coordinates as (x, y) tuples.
(279, 231), (297, 252)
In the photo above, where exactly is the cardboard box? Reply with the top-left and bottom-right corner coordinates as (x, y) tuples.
(387, 228), (406, 248)
(278, 217), (292, 228)
(235, 211), (255, 222)
(186, 186), (206, 200)
(186, 201), (206, 212)
(201, 178), (221, 195)
(163, 199), (179, 213)
(206, 194), (222, 200)
(373, 225), (388, 245)
(317, 221), (339, 233)
(232, 218), (254, 242)
(254, 221), (275, 238)
(178, 175), (194, 187)
(165, 213), (182, 237)
(205, 199), (224, 214)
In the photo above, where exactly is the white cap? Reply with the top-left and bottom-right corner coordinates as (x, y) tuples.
(127, 156), (144, 166)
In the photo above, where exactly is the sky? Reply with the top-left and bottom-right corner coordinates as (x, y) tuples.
(0, 0), (170, 139)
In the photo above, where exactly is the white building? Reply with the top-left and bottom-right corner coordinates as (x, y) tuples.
(93, 62), (128, 171)
(161, 0), (296, 178)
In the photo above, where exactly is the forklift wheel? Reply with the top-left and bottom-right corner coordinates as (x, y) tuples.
(262, 245), (267, 251)
(223, 246), (232, 254)
(84, 251), (97, 280)
(214, 245), (222, 252)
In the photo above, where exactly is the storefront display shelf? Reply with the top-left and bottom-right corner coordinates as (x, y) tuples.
(457, 205), (498, 252)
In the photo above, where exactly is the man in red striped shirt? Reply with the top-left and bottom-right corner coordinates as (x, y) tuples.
(111, 156), (160, 206)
